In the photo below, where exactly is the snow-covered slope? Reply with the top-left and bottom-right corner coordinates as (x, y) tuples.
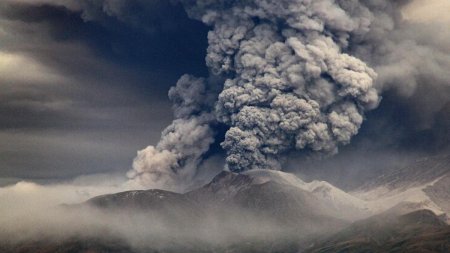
(244, 167), (450, 222)
(355, 154), (450, 193)
(350, 154), (450, 220)
(243, 170), (371, 220)
(352, 177), (446, 216)
(88, 158), (449, 225)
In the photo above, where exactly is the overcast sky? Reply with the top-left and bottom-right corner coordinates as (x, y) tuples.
(0, 0), (209, 183)
(0, 0), (449, 185)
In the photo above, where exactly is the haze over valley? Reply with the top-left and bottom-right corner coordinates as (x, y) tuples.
(0, 0), (449, 252)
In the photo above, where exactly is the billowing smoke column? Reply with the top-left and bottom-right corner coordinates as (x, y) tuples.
(128, 0), (409, 189)
(127, 75), (219, 190)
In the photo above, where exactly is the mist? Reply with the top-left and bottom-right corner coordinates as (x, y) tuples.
(0, 176), (342, 252)
(0, 1), (449, 252)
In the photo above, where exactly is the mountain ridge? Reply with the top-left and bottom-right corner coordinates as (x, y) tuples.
(2, 155), (450, 253)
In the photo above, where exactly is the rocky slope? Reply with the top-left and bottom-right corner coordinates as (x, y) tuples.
(2, 160), (450, 253)
(304, 209), (450, 253)
(1, 171), (352, 253)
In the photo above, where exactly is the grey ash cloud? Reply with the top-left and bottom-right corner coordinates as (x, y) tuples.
(0, 0), (449, 189)
(127, 0), (450, 190)
(128, 75), (220, 190)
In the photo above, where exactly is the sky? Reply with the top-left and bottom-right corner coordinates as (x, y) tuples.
(0, 0), (209, 184)
(0, 0), (449, 187)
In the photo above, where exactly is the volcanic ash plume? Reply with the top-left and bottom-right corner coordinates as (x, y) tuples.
(127, 0), (412, 189)
(127, 75), (219, 191)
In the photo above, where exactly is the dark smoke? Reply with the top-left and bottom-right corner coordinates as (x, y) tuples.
(127, 75), (221, 191)
(129, 0), (398, 189)
(33, 0), (449, 191)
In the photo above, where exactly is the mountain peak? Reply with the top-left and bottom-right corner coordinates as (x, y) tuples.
(400, 209), (448, 227)
(209, 170), (252, 186)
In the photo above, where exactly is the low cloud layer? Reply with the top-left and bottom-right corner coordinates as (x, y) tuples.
(0, 177), (327, 252)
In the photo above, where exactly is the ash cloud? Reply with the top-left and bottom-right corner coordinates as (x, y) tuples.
(121, 0), (450, 190)
(128, 0), (405, 189)
(127, 75), (221, 191)
(2, 0), (449, 190)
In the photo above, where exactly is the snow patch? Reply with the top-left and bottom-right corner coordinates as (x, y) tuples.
(244, 170), (448, 220)
(244, 170), (371, 220)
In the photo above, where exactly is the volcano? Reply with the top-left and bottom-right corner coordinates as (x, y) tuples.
(2, 165), (450, 253)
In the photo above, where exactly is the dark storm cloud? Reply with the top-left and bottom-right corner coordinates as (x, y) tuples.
(286, 90), (450, 191)
(0, 0), (208, 181)
(299, 18), (450, 189)
(124, 0), (450, 191)
(0, 1), (208, 84)
(363, 6), (450, 151)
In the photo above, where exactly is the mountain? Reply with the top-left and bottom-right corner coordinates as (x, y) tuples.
(86, 170), (352, 236)
(189, 170), (371, 221)
(85, 189), (205, 227)
(2, 166), (449, 253)
(0, 238), (134, 253)
(304, 209), (450, 253)
(0, 170), (364, 253)
(424, 174), (450, 216)
(82, 170), (368, 225)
